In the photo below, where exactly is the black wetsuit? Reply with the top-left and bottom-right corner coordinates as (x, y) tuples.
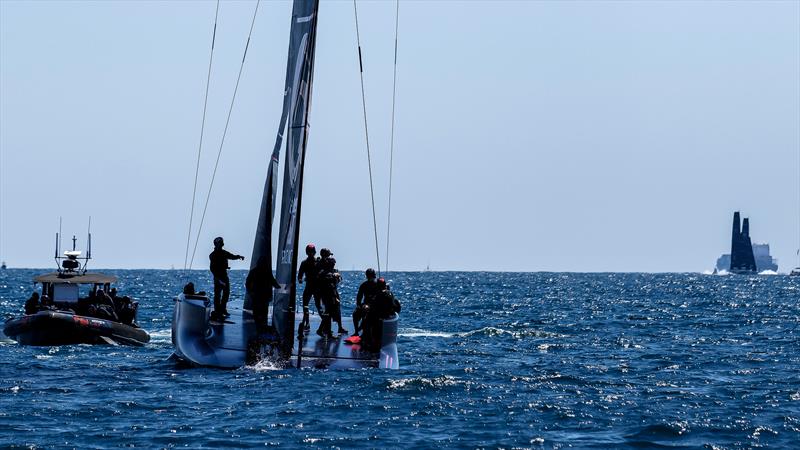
(297, 256), (320, 328)
(246, 265), (280, 332)
(209, 248), (241, 318)
(352, 279), (378, 335)
(315, 257), (341, 336)
(363, 289), (401, 350)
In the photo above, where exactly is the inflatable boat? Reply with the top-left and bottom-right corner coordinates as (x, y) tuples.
(4, 310), (149, 346)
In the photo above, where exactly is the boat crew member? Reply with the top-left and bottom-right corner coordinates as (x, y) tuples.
(316, 248), (347, 337)
(245, 264), (281, 333)
(39, 294), (54, 311)
(24, 292), (40, 315)
(209, 236), (245, 321)
(362, 278), (401, 351)
(95, 290), (119, 321)
(297, 243), (319, 332)
(352, 268), (378, 337)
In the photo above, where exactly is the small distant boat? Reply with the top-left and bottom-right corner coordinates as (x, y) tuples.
(3, 231), (149, 347)
(1, 261), (6, 270)
(790, 267), (800, 277)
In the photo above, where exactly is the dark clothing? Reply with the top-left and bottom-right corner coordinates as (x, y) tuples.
(96, 291), (119, 321)
(356, 280), (378, 308)
(24, 295), (39, 315)
(298, 256), (320, 329)
(246, 266), (280, 331)
(352, 279), (378, 334)
(297, 256), (319, 285)
(362, 289), (401, 351)
(209, 247), (242, 318)
(315, 256), (341, 336)
(209, 248), (240, 279)
(213, 278), (230, 319)
(373, 289), (401, 319)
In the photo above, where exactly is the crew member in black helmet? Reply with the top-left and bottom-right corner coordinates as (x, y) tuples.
(297, 243), (319, 332)
(316, 248), (347, 337)
(351, 268), (378, 337)
(209, 237), (244, 321)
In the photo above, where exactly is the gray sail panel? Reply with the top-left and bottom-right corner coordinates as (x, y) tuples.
(244, 0), (319, 316)
(273, 0), (320, 352)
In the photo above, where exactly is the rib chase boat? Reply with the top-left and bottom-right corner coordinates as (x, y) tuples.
(3, 233), (149, 347)
(172, 0), (399, 369)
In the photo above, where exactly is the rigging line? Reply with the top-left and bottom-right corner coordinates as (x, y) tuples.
(385, 0), (399, 273)
(189, 0), (261, 270)
(353, 0), (382, 275)
(184, 0), (220, 272)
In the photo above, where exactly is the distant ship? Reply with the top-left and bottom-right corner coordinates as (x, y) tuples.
(714, 212), (776, 274)
(1, 261), (6, 270)
(716, 243), (778, 273)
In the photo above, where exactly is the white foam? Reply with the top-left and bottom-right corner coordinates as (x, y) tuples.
(758, 270), (778, 276)
(147, 329), (172, 344)
(251, 359), (282, 371)
(399, 328), (455, 338)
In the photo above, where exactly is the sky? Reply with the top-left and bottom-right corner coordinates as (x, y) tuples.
(0, 0), (798, 272)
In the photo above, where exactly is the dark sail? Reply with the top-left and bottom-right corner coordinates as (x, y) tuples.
(269, 0), (320, 352)
(729, 211), (757, 273)
(244, 0), (317, 342)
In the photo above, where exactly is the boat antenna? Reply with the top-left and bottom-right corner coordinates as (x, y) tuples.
(55, 217), (62, 270)
(184, 0), (220, 273)
(189, 0), (261, 270)
(85, 216), (92, 273)
(353, 0), (382, 275)
(385, 0), (399, 273)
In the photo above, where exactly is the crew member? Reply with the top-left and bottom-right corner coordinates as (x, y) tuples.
(209, 236), (245, 321)
(316, 248), (347, 337)
(246, 264), (281, 333)
(352, 268), (378, 337)
(363, 278), (401, 351)
(24, 292), (40, 315)
(297, 243), (319, 332)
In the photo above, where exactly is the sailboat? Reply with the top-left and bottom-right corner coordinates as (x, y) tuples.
(728, 211), (758, 275)
(171, 0), (399, 369)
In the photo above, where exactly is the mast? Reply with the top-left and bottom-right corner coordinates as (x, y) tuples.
(263, 0), (320, 354)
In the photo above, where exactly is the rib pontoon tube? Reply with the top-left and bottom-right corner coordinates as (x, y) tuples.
(4, 310), (149, 346)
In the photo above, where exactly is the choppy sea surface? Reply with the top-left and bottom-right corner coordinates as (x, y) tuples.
(1, 269), (799, 448)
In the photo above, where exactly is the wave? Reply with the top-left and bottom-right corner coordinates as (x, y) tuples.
(759, 270), (778, 276)
(147, 329), (172, 344)
(386, 375), (466, 390)
(399, 326), (562, 340)
(399, 328), (456, 338)
(248, 359), (283, 372)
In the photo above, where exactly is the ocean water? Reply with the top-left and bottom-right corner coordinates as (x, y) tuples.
(1, 269), (799, 448)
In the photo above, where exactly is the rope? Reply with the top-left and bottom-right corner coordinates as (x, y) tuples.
(189, 0), (261, 270)
(385, 0), (399, 273)
(184, 0), (220, 272)
(353, 0), (382, 275)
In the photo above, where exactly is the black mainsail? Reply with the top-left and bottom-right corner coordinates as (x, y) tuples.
(245, 0), (319, 352)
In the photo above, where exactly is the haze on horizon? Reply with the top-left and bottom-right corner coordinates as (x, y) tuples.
(1, 0), (798, 273)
